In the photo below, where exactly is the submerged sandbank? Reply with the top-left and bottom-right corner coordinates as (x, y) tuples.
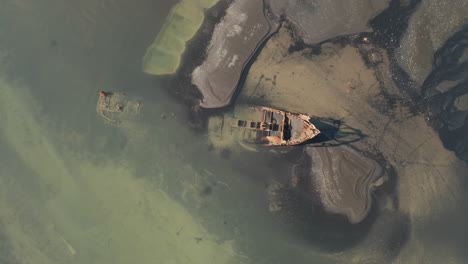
(142, 0), (219, 75)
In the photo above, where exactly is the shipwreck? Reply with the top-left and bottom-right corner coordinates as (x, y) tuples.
(209, 105), (320, 148)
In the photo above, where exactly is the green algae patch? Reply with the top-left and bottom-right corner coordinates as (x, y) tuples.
(142, 0), (219, 75)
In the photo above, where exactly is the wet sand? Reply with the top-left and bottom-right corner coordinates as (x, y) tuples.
(239, 24), (468, 262)
(192, 0), (277, 108)
(302, 145), (383, 224)
(266, 0), (390, 44)
(396, 0), (468, 86)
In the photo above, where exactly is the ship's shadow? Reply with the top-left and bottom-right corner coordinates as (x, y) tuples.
(303, 117), (367, 147)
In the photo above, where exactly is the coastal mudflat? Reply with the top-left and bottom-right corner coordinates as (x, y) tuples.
(0, 0), (466, 263)
(266, 0), (390, 44)
(192, 0), (276, 108)
(174, 0), (467, 262)
(301, 145), (383, 224)
(238, 24), (467, 263)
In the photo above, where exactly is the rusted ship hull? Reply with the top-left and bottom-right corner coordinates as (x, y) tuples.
(208, 105), (320, 149)
(232, 106), (320, 146)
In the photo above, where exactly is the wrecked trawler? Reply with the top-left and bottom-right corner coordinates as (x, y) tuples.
(96, 91), (141, 124)
(209, 105), (320, 148)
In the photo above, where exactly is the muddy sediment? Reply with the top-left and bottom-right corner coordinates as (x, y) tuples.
(266, 0), (390, 44)
(301, 145), (383, 224)
(422, 25), (468, 161)
(191, 0), (278, 108)
(395, 0), (468, 86)
(238, 21), (467, 261)
(179, 0), (467, 262)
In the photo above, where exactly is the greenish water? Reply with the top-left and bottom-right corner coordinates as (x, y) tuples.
(0, 0), (244, 263)
(0, 1), (320, 263)
(0, 1), (466, 264)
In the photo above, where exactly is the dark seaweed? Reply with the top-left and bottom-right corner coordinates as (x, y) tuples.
(369, 1), (468, 161)
(422, 25), (468, 160)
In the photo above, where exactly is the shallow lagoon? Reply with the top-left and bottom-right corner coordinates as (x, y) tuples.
(0, 0), (242, 263)
(0, 0), (467, 264)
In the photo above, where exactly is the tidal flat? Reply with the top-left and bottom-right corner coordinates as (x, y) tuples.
(235, 21), (467, 262)
(0, 0), (467, 264)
